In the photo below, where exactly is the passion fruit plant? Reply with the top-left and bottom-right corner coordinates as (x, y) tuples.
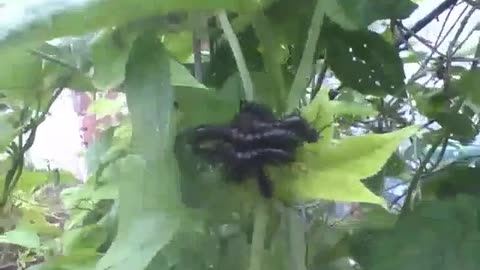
(0, 0), (480, 269)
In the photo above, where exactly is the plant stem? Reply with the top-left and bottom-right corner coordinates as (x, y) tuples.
(400, 134), (444, 217)
(286, 208), (308, 270)
(287, 0), (325, 111)
(217, 10), (254, 101)
(248, 199), (269, 270)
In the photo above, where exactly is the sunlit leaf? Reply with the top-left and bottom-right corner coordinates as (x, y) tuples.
(330, 100), (378, 117)
(15, 170), (77, 193)
(18, 207), (63, 238)
(273, 94), (419, 204)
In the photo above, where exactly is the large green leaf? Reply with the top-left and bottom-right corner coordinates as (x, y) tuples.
(366, 196), (480, 270)
(271, 91), (418, 205)
(97, 34), (181, 270)
(0, 0), (257, 55)
(337, 0), (418, 28)
(0, 227), (40, 249)
(96, 156), (180, 270)
(323, 19), (406, 96)
(0, 51), (42, 90)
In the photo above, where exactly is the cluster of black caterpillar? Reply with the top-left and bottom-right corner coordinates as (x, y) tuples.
(190, 100), (320, 198)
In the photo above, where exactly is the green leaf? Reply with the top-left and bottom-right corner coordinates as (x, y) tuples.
(30, 249), (100, 270)
(422, 161), (480, 199)
(330, 100), (378, 116)
(16, 170), (77, 192)
(170, 59), (207, 89)
(176, 86), (238, 129)
(0, 51), (42, 90)
(0, 116), (19, 152)
(366, 196), (480, 270)
(0, 227), (41, 249)
(87, 98), (125, 118)
(337, 0), (418, 27)
(456, 70), (480, 109)
(98, 34), (181, 270)
(18, 207), (63, 238)
(91, 29), (138, 90)
(163, 31), (194, 62)
(435, 112), (477, 143)
(0, 0), (255, 55)
(96, 156), (180, 270)
(63, 224), (107, 255)
(324, 19), (406, 96)
(323, 0), (358, 30)
(272, 124), (419, 205)
(252, 12), (288, 110)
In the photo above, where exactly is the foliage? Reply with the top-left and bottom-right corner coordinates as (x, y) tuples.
(0, 0), (479, 269)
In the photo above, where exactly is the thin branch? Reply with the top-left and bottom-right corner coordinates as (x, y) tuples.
(248, 198), (269, 270)
(311, 57), (329, 100)
(445, 7), (476, 88)
(217, 10), (254, 101)
(428, 136), (449, 171)
(395, 0), (459, 48)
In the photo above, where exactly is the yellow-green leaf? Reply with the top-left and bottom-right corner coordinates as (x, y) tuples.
(273, 125), (419, 205)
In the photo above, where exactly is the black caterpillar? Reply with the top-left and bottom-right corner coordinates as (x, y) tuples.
(189, 100), (319, 198)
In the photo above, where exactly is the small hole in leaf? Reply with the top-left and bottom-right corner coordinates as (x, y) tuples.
(368, 75), (373, 79)
(390, 85), (395, 89)
(375, 81), (381, 86)
(352, 56), (357, 61)
(359, 78), (363, 83)
(360, 59), (366, 64)
(349, 47), (353, 53)
(363, 44), (367, 48)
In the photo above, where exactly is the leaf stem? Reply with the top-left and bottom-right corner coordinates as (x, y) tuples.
(217, 10), (254, 101)
(248, 198), (269, 270)
(287, 0), (325, 111)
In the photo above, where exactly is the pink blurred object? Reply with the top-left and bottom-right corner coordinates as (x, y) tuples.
(72, 90), (123, 147)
